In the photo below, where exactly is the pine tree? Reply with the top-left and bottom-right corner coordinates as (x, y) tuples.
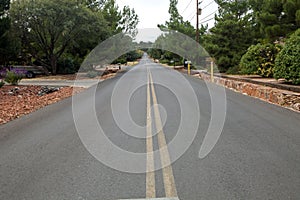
(251, 0), (300, 42)
(203, 0), (255, 72)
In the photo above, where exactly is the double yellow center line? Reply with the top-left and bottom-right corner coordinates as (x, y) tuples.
(146, 68), (178, 199)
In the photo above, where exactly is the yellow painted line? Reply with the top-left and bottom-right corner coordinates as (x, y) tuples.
(146, 68), (156, 198)
(149, 71), (178, 198)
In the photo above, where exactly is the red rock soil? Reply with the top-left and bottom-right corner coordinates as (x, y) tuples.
(0, 85), (84, 125)
(0, 70), (119, 125)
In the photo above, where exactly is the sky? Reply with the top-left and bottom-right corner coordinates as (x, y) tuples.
(116, 0), (218, 29)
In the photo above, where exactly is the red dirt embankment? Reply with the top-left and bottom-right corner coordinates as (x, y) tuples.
(0, 86), (83, 125)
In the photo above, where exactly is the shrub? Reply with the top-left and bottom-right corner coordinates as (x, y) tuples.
(4, 69), (26, 85)
(0, 80), (4, 88)
(126, 50), (143, 62)
(86, 70), (98, 78)
(226, 65), (241, 74)
(274, 29), (300, 85)
(0, 68), (7, 78)
(240, 43), (282, 77)
(159, 59), (170, 64)
(112, 56), (127, 65)
(57, 57), (80, 74)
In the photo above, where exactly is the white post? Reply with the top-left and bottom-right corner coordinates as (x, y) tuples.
(211, 61), (214, 82)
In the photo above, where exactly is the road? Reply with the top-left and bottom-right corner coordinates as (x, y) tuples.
(1, 56), (300, 200)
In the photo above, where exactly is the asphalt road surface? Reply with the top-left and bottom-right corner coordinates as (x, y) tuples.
(1, 56), (300, 200)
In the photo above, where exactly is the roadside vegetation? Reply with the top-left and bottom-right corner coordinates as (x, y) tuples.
(0, 0), (139, 79)
(274, 29), (300, 84)
(3, 70), (26, 85)
(239, 43), (282, 78)
(112, 50), (144, 65)
(148, 0), (300, 85)
(1, 0), (299, 84)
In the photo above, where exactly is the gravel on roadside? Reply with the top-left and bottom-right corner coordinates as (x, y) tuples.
(0, 68), (122, 125)
(0, 85), (84, 125)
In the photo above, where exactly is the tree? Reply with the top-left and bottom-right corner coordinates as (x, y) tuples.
(81, 0), (106, 10)
(0, 0), (18, 65)
(10, 0), (104, 74)
(102, 0), (139, 38)
(80, 33), (135, 71)
(119, 6), (139, 38)
(151, 0), (208, 67)
(0, 0), (10, 46)
(203, 0), (255, 72)
(251, 0), (300, 42)
(158, 0), (197, 38)
(102, 0), (122, 35)
(65, 1), (111, 71)
(274, 28), (300, 84)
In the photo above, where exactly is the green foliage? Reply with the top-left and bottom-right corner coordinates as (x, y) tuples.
(296, 10), (300, 26)
(149, 29), (209, 69)
(112, 55), (127, 64)
(240, 43), (282, 77)
(80, 0), (106, 11)
(0, 0), (19, 65)
(79, 33), (134, 72)
(226, 65), (241, 75)
(203, 0), (299, 73)
(152, 0), (208, 67)
(86, 70), (98, 78)
(274, 29), (300, 84)
(119, 5), (139, 38)
(251, 0), (300, 42)
(148, 48), (163, 60)
(125, 50), (143, 62)
(160, 59), (170, 64)
(158, 0), (198, 38)
(9, 0), (136, 75)
(102, 0), (122, 35)
(0, 80), (4, 88)
(204, 0), (255, 72)
(0, 0), (10, 35)
(1, 0), (138, 73)
(102, 0), (139, 38)
(111, 50), (143, 64)
(57, 57), (80, 74)
(10, 0), (101, 74)
(4, 71), (25, 85)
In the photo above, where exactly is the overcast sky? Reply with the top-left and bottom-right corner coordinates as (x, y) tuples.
(116, 0), (218, 29)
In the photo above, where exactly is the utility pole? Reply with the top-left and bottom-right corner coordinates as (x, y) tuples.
(196, 1), (202, 66)
(196, 1), (202, 43)
(196, 0), (199, 43)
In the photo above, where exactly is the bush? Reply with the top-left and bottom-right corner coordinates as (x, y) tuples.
(0, 80), (4, 88)
(112, 56), (127, 65)
(4, 69), (26, 85)
(126, 50), (143, 62)
(86, 70), (98, 78)
(274, 29), (300, 84)
(0, 67), (7, 78)
(159, 59), (170, 64)
(57, 57), (80, 74)
(226, 65), (241, 74)
(240, 43), (282, 77)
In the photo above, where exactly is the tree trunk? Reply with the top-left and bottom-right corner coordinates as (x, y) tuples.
(50, 55), (57, 75)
